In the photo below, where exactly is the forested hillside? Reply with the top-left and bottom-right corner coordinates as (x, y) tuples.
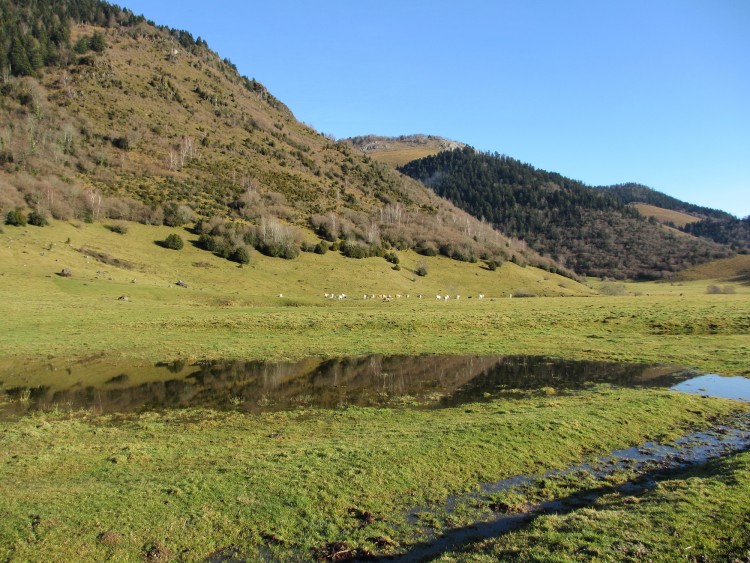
(399, 147), (733, 279)
(682, 216), (750, 252)
(0, 0), (568, 273)
(602, 184), (749, 252)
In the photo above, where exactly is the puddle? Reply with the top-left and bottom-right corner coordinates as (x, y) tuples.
(0, 356), (692, 418)
(671, 374), (750, 402)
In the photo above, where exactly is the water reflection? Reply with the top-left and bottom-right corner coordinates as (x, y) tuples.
(0, 355), (692, 418)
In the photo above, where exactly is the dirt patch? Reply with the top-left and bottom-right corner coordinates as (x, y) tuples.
(142, 541), (170, 562)
(78, 246), (137, 270)
(98, 531), (123, 546)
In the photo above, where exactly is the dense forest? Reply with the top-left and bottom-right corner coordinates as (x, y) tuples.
(399, 147), (733, 279)
(683, 216), (750, 252)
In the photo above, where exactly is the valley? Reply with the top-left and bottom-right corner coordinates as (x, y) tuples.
(1, 1), (749, 561)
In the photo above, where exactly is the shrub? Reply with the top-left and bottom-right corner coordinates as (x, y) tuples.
(384, 252), (399, 265)
(314, 241), (328, 255)
(230, 245), (250, 264)
(27, 211), (48, 227)
(513, 288), (536, 298)
(392, 264), (401, 271)
(111, 136), (131, 150)
(416, 242), (438, 257)
(600, 282), (627, 296)
(163, 233), (184, 250)
(340, 241), (370, 259)
(107, 223), (129, 234)
(415, 262), (428, 277)
(707, 285), (736, 295)
(197, 233), (216, 251)
(5, 209), (27, 226)
(163, 203), (194, 227)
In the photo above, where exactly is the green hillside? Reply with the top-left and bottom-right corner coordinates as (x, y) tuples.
(0, 0), (568, 275)
(399, 147), (733, 279)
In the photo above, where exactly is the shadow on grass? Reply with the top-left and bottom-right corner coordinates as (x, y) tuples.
(379, 453), (746, 562)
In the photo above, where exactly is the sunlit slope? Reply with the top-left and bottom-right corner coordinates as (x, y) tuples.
(0, 220), (590, 307)
(345, 135), (465, 168)
(668, 255), (750, 283)
(632, 204), (701, 228)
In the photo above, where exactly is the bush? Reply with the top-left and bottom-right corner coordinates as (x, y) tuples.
(340, 241), (370, 259)
(707, 285), (736, 295)
(107, 223), (129, 234)
(600, 282), (627, 296)
(415, 262), (428, 277)
(392, 264), (401, 271)
(163, 233), (184, 250)
(230, 245), (250, 264)
(163, 203), (194, 227)
(416, 243), (438, 257)
(384, 251), (399, 265)
(5, 209), (26, 226)
(314, 241), (328, 255)
(27, 211), (48, 227)
(197, 233), (216, 251)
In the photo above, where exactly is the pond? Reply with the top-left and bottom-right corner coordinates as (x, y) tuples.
(0, 355), (719, 418)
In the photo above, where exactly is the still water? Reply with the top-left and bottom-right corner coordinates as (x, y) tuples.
(0, 355), (710, 418)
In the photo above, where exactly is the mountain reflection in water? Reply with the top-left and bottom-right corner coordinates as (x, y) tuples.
(0, 355), (690, 417)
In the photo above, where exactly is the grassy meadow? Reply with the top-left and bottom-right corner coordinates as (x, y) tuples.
(0, 388), (746, 561)
(1, 219), (750, 561)
(0, 220), (748, 375)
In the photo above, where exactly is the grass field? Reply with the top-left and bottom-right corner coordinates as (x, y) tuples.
(1, 221), (748, 376)
(437, 449), (750, 562)
(2, 220), (750, 561)
(0, 388), (745, 561)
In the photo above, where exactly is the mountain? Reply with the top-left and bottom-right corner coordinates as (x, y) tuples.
(345, 135), (465, 168)
(0, 0), (569, 275)
(398, 147), (733, 279)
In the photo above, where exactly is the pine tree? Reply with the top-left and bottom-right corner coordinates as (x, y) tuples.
(10, 36), (32, 76)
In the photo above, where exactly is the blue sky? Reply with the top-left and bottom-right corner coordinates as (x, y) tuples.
(123, 1), (750, 218)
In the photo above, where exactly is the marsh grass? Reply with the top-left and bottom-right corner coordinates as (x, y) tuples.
(0, 388), (744, 561)
(437, 450), (750, 562)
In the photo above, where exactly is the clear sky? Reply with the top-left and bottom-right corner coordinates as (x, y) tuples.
(122, 1), (750, 218)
